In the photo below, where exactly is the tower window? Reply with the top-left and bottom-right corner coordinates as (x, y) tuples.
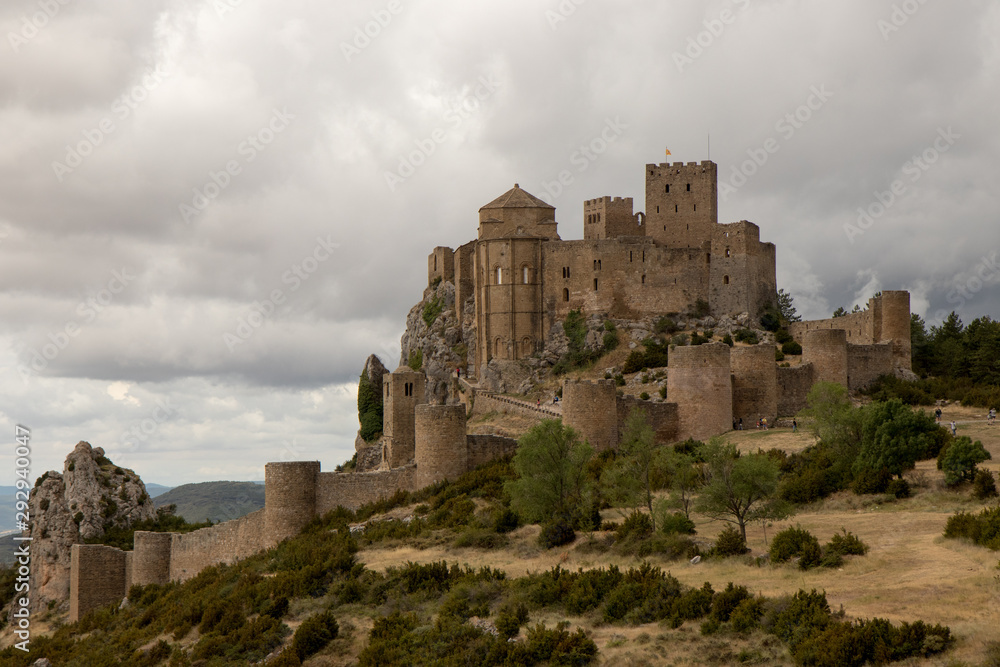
(675, 205), (678, 213)
(630, 251), (633, 262)
(563, 288), (569, 302)
(494, 266), (501, 285)
(522, 265), (530, 284)
(434, 255), (437, 271)
(665, 184), (670, 193)
(594, 278), (598, 291)
(693, 204), (697, 211)
(641, 274), (646, 284)
(686, 183), (691, 191)
(724, 275), (730, 285)
(725, 247), (731, 257)
(656, 206), (659, 213)
(706, 253), (711, 264)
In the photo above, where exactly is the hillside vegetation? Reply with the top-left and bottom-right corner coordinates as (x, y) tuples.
(153, 481), (265, 524)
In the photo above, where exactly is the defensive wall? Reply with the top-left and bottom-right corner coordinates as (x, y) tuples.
(668, 342), (733, 441)
(69, 405), (518, 621)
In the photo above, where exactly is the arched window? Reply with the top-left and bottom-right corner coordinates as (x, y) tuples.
(522, 265), (531, 284)
(521, 337), (532, 355)
(494, 266), (501, 285)
(723, 275), (730, 285)
(494, 337), (503, 359)
(563, 288), (569, 301)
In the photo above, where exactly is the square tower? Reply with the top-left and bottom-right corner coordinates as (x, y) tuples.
(383, 368), (426, 468)
(583, 196), (642, 240)
(644, 160), (718, 248)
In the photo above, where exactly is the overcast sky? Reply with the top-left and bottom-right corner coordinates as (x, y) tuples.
(0, 0), (997, 487)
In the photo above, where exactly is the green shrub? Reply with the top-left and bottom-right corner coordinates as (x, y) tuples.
(660, 512), (696, 535)
(639, 391), (650, 400)
(940, 436), (992, 485)
(973, 469), (999, 500)
(408, 348), (423, 371)
(722, 333), (734, 347)
(422, 295), (444, 327)
(711, 583), (752, 623)
(852, 467), (891, 495)
(493, 506), (520, 533)
(943, 506), (1000, 550)
(775, 348), (785, 362)
(655, 317), (678, 334)
(714, 526), (749, 557)
(782, 341), (803, 355)
(538, 518), (576, 549)
(730, 597), (765, 634)
(768, 526), (820, 569)
(734, 328), (759, 344)
(292, 610), (339, 660)
(886, 478), (911, 499)
(617, 511), (653, 541)
(635, 534), (700, 560)
(454, 529), (509, 550)
(826, 529), (868, 556)
(495, 602), (529, 639)
(603, 330), (619, 352)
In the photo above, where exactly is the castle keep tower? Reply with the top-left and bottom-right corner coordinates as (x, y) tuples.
(668, 342), (733, 441)
(383, 367), (426, 468)
(583, 196), (642, 240)
(645, 161), (718, 248)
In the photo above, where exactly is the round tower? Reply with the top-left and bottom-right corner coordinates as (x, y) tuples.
(264, 461), (319, 545)
(879, 290), (912, 371)
(414, 404), (468, 490)
(668, 342), (733, 441)
(802, 329), (848, 387)
(731, 343), (777, 426)
(561, 379), (619, 451)
(131, 531), (173, 587)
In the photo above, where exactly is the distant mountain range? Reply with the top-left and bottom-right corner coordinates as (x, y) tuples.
(153, 481), (265, 524)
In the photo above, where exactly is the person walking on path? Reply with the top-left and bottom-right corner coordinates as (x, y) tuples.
(950, 420), (957, 436)
(792, 419), (797, 433)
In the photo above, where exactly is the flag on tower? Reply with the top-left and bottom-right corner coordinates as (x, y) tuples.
(665, 148), (672, 157)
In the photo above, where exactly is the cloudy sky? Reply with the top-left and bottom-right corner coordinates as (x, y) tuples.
(0, 0), (997, 487)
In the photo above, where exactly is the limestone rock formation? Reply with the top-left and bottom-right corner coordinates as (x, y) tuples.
(356, 353), (389, 452)
(399, 280), (466, 404)
(26, 441), (156, 613)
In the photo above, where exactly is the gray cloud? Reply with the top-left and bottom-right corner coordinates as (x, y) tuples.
(0, 0), (997, 484)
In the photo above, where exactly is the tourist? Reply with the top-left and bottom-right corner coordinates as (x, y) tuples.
(950, 420), (957, 436)
(792, 419), (797, 433)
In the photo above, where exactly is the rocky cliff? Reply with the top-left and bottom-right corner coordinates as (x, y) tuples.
(399, 280), (470, 404)
(26, 441), (156, 612)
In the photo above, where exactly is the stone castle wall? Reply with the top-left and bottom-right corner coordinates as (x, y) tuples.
(731, 343), (778, 425)
(802, 329), (849, 387)
(616, 396), (679, 443)
(413, 404), (468, 489)
(315, 467), (416, 513)
(69, 545), (128, 623)
(428, 246), (455, 286)
(583, 196), (641, 240)
(644, 161), (718, 248)
(471, 391), (560, 420)
(466, 434), (518, 469)
(562, 378), (619, 451)
(668, 342), (733, 441)
(776, 364), (815, 417)
(847, 343), (894, 390)
(131, 531), (172, 587)
(169, 509), (267, 582)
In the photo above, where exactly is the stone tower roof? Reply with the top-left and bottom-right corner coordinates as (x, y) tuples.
(479, 184), (555, 211)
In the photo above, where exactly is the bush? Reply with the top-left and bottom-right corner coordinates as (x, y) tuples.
(454, 529), (509, 550)
(711, 583), (752, 623)
(714, 526), (749, 557)
(730, 598), (765, 634)
(826, 529), (869, 556)
(602, 330), (619, 352)
(617, 511), (653, 541)
(940, 436), (992, 485)
(539, 518), (576, 549)
(655, 317), (679, 335)
(292, 610), (339, 660)
(639, 392), (650, 400)
(852, 467), (891, 495)
(660, 512), (696, 536)
(408, 348), (423, 371)
(782, 341), (803, 355)
(734, 328), (759, 345)
(495, 602), (529, 639)
(775, 348), (785, 362)
(422, 295), (444, 327)
(886, 478), (911, 499)
(493, 507), (520, 533)
(770, 526), (821, 565)
(943, 506), (1000, 550)
(722, 333), (734, 347)
(973, 469), (998, 500)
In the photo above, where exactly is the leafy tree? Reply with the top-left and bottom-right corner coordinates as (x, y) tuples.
(695, 440), (790, 541)
(777, 288), (801, 322)
(601, 409), (665, 529)
(940, 436), (992, 485)
(357, 368), (383, 442)
(853, 399), (940, 479)
(800, 382), (862, 447)
(832, 307), (847, 318)
(664, 450), (702, 519)
(505, 420), (593, 526)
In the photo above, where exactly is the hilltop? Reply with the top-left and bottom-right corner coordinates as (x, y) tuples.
(153, 481), (265, 524)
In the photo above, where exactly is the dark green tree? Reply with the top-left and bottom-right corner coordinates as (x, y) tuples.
(964, 317), (1000, 386)
(940, 436), (992, 485)
(910, 313), (932, 376)
(832, 307), (848, 318)
(777, 288), (801, 322)
(357, 368), (383, 442)
(929, 312), (966, 378)
(853, 400), (939, 479)
(505, 420), (594, 525)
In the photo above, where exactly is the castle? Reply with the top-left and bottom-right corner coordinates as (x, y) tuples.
(428, 160), (777, 379)
(63, 156), (914, 620)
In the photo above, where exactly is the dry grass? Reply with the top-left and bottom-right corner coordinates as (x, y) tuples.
(358, 416), (1000, 666)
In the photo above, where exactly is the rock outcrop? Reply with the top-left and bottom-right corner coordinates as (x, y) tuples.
(399, 280), (467, 404)
(26, 441), (156, 613)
